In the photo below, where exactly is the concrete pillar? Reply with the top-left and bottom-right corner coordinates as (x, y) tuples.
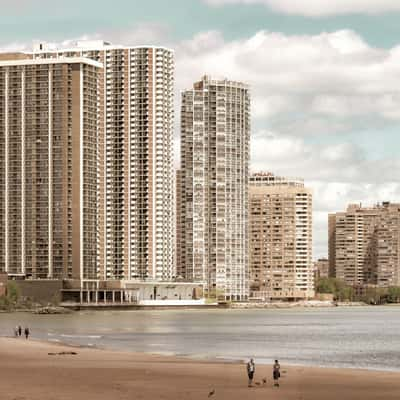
(112, 291), (115, 304)
(104, 290), (106, 304)
(121, 291), (123, 304)
(86, 291), (90, 303)
(95, 291), (98, 304)
(80, 290), (83, 304)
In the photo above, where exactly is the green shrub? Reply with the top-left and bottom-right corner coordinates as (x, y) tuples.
(6, 281), (20, 304)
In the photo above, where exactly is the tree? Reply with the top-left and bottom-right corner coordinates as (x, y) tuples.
(316, 277), (336, 294)
(316, 277), (354, 301)
(6, 281), (20, 304)
(387, 287), (400, 303)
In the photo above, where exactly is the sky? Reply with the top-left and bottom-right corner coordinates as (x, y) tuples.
(2, 0), (400, 258)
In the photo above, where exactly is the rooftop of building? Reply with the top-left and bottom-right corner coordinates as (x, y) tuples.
(249, 172), (305, 187)
(191, 75), (249, 90)
(0, 56), (103, 68)
(29, 40), (174, 54)
(329, 202), (400, 216)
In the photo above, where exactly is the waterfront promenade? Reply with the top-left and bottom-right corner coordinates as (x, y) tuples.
(1, 337), (399, 400)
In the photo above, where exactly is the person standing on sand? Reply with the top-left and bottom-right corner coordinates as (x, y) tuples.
(273, 359), (281, 387)
(18, 325), (22, 337)
(24, 327), (30, 339)
(246, 358), (255, 387)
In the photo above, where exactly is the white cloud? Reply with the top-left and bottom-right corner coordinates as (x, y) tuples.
(96, 23), (172, 47)
(175, 29), (400, 140)
(250, 130), (400, 184)
(204, 0), (400, 17)
(0, 22), (171, 53)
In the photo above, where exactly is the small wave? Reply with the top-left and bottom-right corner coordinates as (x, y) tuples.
(59, 334), (102, 339)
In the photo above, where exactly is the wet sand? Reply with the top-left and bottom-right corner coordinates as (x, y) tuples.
(0, 337), (399, 400)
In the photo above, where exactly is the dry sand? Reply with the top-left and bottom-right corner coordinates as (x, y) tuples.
(0, 337), (399, 400)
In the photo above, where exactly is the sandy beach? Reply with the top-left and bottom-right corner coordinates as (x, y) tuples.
(1, 337), (399, 400)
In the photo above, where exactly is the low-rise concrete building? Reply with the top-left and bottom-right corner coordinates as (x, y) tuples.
(61, 280), (205, 306)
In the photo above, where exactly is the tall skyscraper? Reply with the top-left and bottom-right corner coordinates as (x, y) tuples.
(179, 75), (250, 301)
(329, 202), (400, 287)
(249, 173), (314, 299)
(31, 41), (175, 282)
(0, 57), (101, 280)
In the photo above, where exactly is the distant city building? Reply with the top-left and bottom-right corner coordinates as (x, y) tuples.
(314, 258), (329, 280)
(0, 57), (101, 280)
(249, 172), (314, 299)
(329, 202), (400, 287)
(30, 41), (175, 281)
(179, 76), (250, 300)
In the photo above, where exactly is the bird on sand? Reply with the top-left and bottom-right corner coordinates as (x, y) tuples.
(262, 378), (267, 385)
(208, 389), (215, 397)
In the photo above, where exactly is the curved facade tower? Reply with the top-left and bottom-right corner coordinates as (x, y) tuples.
(179, 76), (250, 301)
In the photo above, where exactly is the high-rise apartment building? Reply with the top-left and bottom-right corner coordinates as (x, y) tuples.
(179, 76), (250, 300)
(329, 204), (377, 285)
(249, 173), (314, 299)
(372, 204), (400, 286)
(0, 57), (101, 280)
(329, 202), (400, 287)
(31, 41), (175, 282)
(328, 213), (337, 278)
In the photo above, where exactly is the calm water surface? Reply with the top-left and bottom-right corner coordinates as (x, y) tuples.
(1, 307), (399, 371)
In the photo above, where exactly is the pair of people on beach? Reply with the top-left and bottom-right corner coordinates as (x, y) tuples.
(14, 325), (30, 339)
(246, 358), (280, 387)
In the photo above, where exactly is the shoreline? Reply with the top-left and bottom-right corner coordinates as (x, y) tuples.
(3, 301), (398, 313)
(1, 337), (400, 400)
(2, 334), (400, 374)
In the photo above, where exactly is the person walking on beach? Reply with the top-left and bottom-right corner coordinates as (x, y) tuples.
(18, 325), (22, 337)
(24, 327), (30, 339)
(273, 359), (281, 387)
(247, 358), (255, 387)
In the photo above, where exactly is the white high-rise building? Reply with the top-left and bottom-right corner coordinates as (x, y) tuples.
(31, 40), (175, 281)
(179, 76), (250, 301)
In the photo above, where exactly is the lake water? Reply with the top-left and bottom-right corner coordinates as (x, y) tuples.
(1, 306), (399, 371)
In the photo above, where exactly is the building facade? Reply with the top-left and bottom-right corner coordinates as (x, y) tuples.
(249, 173), (314, 299)
(0, 57), (101, 280)
(31, 41), (175, 282)
(329, 202), (400, 287)
(175, 169), (183, 278)
(179, 76), (250, 300)
(314, 258), (329, 280)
